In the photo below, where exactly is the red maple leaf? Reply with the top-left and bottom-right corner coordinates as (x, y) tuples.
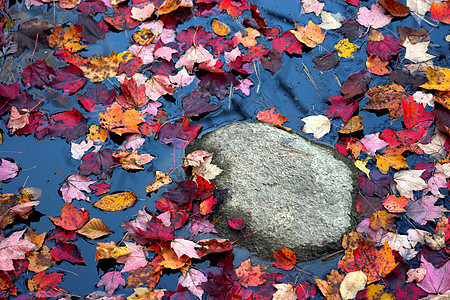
(46, 108), (88, 141)
(219, 0), (250, 20)
(0, 91), (42, 116)
(272, 247), (296, 270)
(15, 111), (50, 140)
(123, 211), (175, 243)
(208, 36), (234, 54)
(401, 96), (434, 130)
(51, 65), (86, 95)
(325, 96), (359, 123)
(272, 31), (303, 55)
(77, 82), (116, 112)
(28, 271), (64, 298)
(49, 202), (89, 231)
(51, 242), (85, 264)
(76, 0), (107, 16)
(117, 54), (143, 77)
(116, 78), (148, 109)
(103, 6), (139, 31)
(176, 26), (214, 51)
(182, 88), (221, 117)
(366, 35), (402, 61)
(358, 171), (392, 197)
(79, 149), (120, 180)
(89, 181), (111, 196)
(228, 218), (245, 230)
(0, 81), (20, 100)
(48, 226), (77, 243)
(340, 70), (372, 99)
(22, 60), (55, 88)
(159, 117), (202, 148)
(198, 72), (239, 100)
(76, 15), (109, 44)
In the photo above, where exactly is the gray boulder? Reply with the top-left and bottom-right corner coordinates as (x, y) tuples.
(187, 122), (359, 261)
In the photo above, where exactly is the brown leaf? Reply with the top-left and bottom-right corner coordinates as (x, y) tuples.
(79, 52), (119, 82)
(314, 270), (344, 300)
(378, 0), (409, 17)
(26, 245), (55, 273)
(338, 116), (365, 134)
(77, 218), (113, 239)
(363, 83), (408, 119)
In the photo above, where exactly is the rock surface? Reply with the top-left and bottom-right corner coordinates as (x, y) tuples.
(187, 122), (359, 261)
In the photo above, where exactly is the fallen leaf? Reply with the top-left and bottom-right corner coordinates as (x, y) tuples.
(340, 70), (372, 98)
(0, 229), (35, 271)
(272, 247), (296, 270)
(290, 20), (325, 48)
(363, 83), (408, 120)
(378, 0), (410, 17)
(403, 38), (435, 63)
(60, 173), (96, 203)
(171, 239), (200, 259)
(48, 25), (85, 53)
(211, 18), (230, 36)
(366, 56), (390, 75)
(51, 241), (85, 264)
(175, 45), (214, 70)
(0, 158), (19, 181)
(233, 27), (260, 47)
(26, 245), (55, 273)
(314, 270), (344, 300)
(393, 169), (428, 199)
(416, 256), (449, 294)
(27, 271), (65, 298)
(273, 283), (297, 300)
(49, 202), (89, 231)
(301, 0), (324, 17)
(420, 66), (450, 91)
(113, 149), (155, 170)
(146, 171), (172, 193)
(116, 241), (148, 273)
(235, 258), (268, 288)
(301, 115), (331, 139)
(375, 148), (409, 173)
(340, 271), (367, 300)
(94, 191), (137, 212)
(338, 115), (365, 134)
(318, 10), (343, 30)
(99, 102), (143, 135)
(178, 268), (208, 299)
(228, 218), (245, 230)
(430, 1), (450, 24)
(79, 52), (120, 82)
(256, 107), (289, 126)
(335, 38), (359, 58)
(21, 60), (55, 88)
(406, 195), (447, 225)
(77, 218), (114, 239)
(383, 194), (410, 213)
(357, 3), (393, 28)
(97, 271), (126, 296)
(7, 106), (30, 134)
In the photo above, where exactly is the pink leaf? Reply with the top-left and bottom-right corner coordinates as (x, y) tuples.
(60, 173), (96, 203)
(178, 268), (208, 298)
(0, 229), (35, 271)
(96, 271), (125, 296)
(116, 241), (147, 273)
(10, 201), (40, 216)
(0, 158), (19, 181)
(417, 256), (449, 295)
(406, 196), (447, 225)
(357, 4), (393, 29)
(171, 238), (200, 259)
(360, 133), (388, 156)
(228, 218), (245, 230)
(425, 173), (447, 198)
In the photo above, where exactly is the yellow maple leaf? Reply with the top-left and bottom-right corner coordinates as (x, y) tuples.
(48, 25), (85, 53)
(146, 171), (172, 193)
(233, 28), (261, 48)
(420, 66), (450, 92)
(79, 52), (119, 82)
(99, 102), (143, 135)
(290, 20), (325, 48)
(335, 38), (359, 58)
(376, 148), (409, 174)
(87, 124), (108, 142)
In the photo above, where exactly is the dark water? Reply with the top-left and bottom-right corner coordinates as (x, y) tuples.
(1, 0), (448, 298)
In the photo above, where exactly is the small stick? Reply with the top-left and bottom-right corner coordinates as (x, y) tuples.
(232, 231), (256, 244)
(29, 33), (39, 65)
(54, 168), (67, 182)
(321, 249), (344, 260)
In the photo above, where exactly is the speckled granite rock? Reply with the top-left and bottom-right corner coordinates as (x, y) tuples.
(187, 122), (359, 261)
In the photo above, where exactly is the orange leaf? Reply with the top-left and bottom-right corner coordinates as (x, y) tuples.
(79, 52), (119, 82)
(290, 20), (325, 48)
(369, 210), (397, 231)
(378, 0), (409, 17)
(363, 83), (408, 120)
(99, 102), (143, 135)
(363, 284), (395, 300)
(48, 25), (85, 53)
(314, 270), (344, 300)
(235, 258), (268, 288)
(430, 2), (450, 24)
(366, 56), (390, 75)
(93, 191), (137, 212)
(256, 107), (289, 126)
(434, 91), (450, 110)
(338, 240), (398, 283)
(159, 247), (190, 269)
(49, 202), (89, 231)
(26, 245), (55, 273)
(272, 247), (297, 270)
(338, 116), (365, 134)
(132, 28), (155, 46)
(375, 148), (408, 173)
(146, 171), (172, 193)
(382, 194), (410, 213)
(342, 231), (363, 252)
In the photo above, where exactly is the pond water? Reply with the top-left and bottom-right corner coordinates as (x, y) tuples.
(1, 0), (449, 298)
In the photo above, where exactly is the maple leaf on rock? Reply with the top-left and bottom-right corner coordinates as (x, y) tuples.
(357, 3), (393, 28)
(27, 271), (65, 298)
(272, 247), (296, 271)
(97, 271), (126, 296)
(0, 229), (35, 271)
(21, 60), (55, 88)
(60, 173), (96, 203)
(49, 202), (89, 231)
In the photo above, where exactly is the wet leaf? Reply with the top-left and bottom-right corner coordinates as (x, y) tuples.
(27, 271), (65, 298)
(49, 202), (89, 231)
(314, 270), (344, 300)
(116, 241), (148, 273)
(338, 116), (365, 134)
(97, 271), (126, 296)
(0, 158), (19, 182)
(363, 83), (408, 120)
(235, 258), (268, 288)
(79, 52), (119, 82)
(94, 191), (137, 212)
(272, 247), (296, 271)
(211, 18), (230, 36)
(51, 242), (85, 264)
(256, 107), (289, 126)
(430, 2), (450, 24)
(290, 20), (325, 48)
(340, 271), (367, 300)
(357, 3), (393, 28)
(340, 70), (371, 98)
(26, 245), (55, 273)
(79, 149), (120, 180)
(378, 0), (410, 17)
(77, 218), (113, 239)
(301, 115), (331, 139)
(335, 38), (359, 58)
(60, 173), (96, 203)
(420, 66), (450, 92)
(22, 60), (55, 88)
(48, 25), (85, 52)
(99, 102), (143, 135)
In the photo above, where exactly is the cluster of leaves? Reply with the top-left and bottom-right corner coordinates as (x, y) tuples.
(0, 0), (448, 299)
